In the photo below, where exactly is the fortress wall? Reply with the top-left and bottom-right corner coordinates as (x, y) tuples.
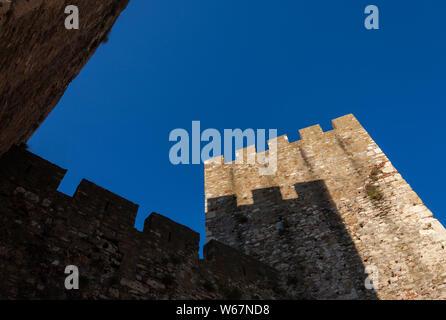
(0, 146), (288, 299)
(0, 0), (130, 157)
(205, 114), (446, 299)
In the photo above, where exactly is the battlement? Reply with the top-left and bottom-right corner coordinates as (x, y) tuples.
(143, 212), (200, 254)
(0, 145), (288, 299)
(0, 146), (139, 228)
(205, 114), (446, 300)
(205, 114), (382, 207)
(0, 146), (201, 251)
(1, 0), (445, 300)
(73, 179), (139, 228)
(0, 0), (289, 300)
(205, 114), (364, 166)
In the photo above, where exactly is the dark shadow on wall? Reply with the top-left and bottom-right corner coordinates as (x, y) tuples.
(0, 146), (376, 299)
(206, 180), (378, 300)
(0, 146), (287, 299)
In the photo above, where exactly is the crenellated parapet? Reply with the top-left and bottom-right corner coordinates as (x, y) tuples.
(143, 212), (200, 257)
(205, 114), (446, 300)
(204, 114), (373, 208)
(0, 146), (288, 299)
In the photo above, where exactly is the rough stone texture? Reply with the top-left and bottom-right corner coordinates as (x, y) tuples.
(0, 0), (290, 300)
(0, 0), (130, 156)
(205, 114), (446, 300)
(2, 0), (444, 301)
(0, 146), (287, 299)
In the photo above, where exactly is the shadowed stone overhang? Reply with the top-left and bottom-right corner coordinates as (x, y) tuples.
(0, 0), (130, 156)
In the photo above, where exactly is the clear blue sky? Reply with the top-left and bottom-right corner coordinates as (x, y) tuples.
(30, 1), (446, 252)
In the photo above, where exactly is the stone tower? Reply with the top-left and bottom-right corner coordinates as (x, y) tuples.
(205, 114), (446, 299)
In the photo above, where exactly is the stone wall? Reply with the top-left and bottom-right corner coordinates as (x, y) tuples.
(205, 114), (446, 300)
(0, 0), (129, 157)
(0, 146), (287, 299)
(2, 0), (445, 300)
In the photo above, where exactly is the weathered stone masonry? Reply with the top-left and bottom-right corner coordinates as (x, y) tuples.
(2, 0), (446, 300)
(0, 0), (130, 156)
(0, 146), (286, 299)
(0, 0), (290, 300)
(205, 114), (446, 300)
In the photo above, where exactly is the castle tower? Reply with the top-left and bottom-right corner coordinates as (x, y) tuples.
(204, 114), (446, 299)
